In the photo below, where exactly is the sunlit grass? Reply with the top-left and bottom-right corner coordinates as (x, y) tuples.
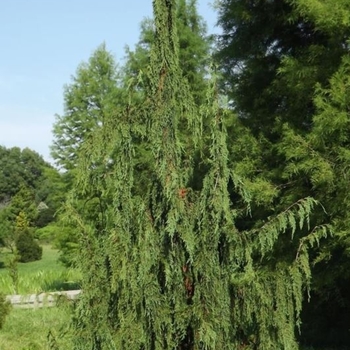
(0, 245), (62, 274)
(0, 245), (81, 295)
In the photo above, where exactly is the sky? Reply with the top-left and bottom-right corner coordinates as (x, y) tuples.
(0, 0), (219, 164)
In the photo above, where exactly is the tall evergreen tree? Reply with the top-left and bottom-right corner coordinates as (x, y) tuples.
(51, 43), (121, 171)
(63, 1), (326, 349)
(216, 0), (350, 346)
(279, 56), (350, 346)
(216, 0), (349, 137)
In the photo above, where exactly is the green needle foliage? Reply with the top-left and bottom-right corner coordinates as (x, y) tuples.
(124, 0), (211, 106)
(216, 0), (350, 346)
(51, 44), (122, 172)
(61, 1), (328, 349)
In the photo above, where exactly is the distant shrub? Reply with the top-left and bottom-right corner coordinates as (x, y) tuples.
(35, 206), (55, 228)
(0, 293), (11, 329)
(35, 223), (59, 242)
(16, 232), (43, 263)
(55, 225), (79, 268)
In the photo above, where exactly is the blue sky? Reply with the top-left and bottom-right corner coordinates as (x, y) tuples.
(0, 0), (218, 164)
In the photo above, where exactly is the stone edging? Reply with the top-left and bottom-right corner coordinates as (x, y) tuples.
(5, 290), (81, 309)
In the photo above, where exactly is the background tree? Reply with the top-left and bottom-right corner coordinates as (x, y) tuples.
(0, 186), (37, 252)
(51, 44), (122, 172)
(0, 146), (50, 203)
(216, 0), (350, 347)
(216, 0), (349, 137)
(35, 167), (67, 228)
(0, 208), (14, 252)
(14, 211), (42, 263)
(278, 56), (350, 347)
(9, 185), (38, 225)
(0, 146), (62, 252)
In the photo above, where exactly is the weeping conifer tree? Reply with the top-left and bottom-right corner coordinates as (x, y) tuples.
(63, 0), (329, 349)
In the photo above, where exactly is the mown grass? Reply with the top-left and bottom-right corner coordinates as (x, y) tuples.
(0, 245), (81, 295)
(0, 306), (73, 350)
(0, 245), (61, 273)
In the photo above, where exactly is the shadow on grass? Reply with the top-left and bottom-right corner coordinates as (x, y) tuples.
(42, 280), (81, 292)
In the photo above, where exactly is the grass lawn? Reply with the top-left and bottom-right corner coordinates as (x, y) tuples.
(0, 306), (73, 350)
(0, 308), (344, 350)
(0, 245), (80, 295)
(0, 245), (62, 274)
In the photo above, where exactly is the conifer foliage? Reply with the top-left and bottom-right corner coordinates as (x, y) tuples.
(64, 1), (326, 349)
(216, 0), (350, 346)
(15, 211), (42, 263)
(51, 44), (121, 171)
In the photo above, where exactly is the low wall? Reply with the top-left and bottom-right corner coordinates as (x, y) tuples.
(5, 290), (81, 309)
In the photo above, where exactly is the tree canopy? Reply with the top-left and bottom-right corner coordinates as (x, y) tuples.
(51, 44), (122, 172)
(216, 0), (350, 346)
(0, 146), (64, 260)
